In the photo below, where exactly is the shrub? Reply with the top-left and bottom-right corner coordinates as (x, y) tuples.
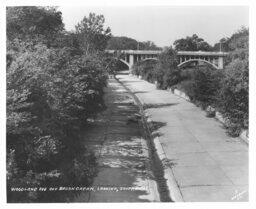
(174, 80), (195, 100)
(191, 67), (223, 107)
(217, 59), (248, 135)
(154, 48), (180, 89)
(175, 66), (223, 108)
(216, 27), (249, 135)
(131, 59), (157, 83)
(132, 47), (181, 89)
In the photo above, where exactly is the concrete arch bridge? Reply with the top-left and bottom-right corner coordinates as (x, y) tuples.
(105, 50), (228, 70)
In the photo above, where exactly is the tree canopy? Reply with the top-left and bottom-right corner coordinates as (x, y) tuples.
(7, 6), (64, 46)
(212, 26), (248, 54)
(106, 36), (161, 50)
(173, 34), (212, 51)
(75, 13), (112, 54)
(107, 36), (138, 50)
(217, 27), (249, 135)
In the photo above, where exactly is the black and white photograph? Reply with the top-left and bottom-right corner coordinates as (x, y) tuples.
(1, 0), (255, 207)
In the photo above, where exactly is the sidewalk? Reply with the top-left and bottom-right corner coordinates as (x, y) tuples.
(74, 78), (160, 202)
(117, 73), (248, 202)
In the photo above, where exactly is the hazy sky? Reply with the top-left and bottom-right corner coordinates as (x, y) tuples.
(59, 6), (248, 47)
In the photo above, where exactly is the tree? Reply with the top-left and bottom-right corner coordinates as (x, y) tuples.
(107, 36), (161, 50)
(154, 47), (180, 89)
(191, 66), (223, 107)
(138, 41), (162, 50)
(107, 36), (138, 50)
(173, 34), (212, 51)
(212, 26), (248, 54)
(6, 6), (64, 46)
(75, 13), (111, 54)
(216, 27), (249, 135)
(228, 27), (249, 61)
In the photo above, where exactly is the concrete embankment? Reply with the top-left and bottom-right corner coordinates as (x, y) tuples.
(117, 73), (248, 202)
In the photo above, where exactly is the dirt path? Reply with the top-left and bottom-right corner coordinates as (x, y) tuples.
(74, 77), (161, 202)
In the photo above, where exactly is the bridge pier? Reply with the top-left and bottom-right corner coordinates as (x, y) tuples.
(218, 57), (224, 70)
(129, 54), (134, 68)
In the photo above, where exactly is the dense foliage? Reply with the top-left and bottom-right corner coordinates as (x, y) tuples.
(107, 36), (161, 50)
(7, 7), (109, 202)
(173, 34), (212, 51)
(132, 48), (180, 89)
(7, 7), (64, 47)
(212, 26), (248, 53)
(75, 13), (111, 54)
(217, 27), (249, 135)
(154, 48), (180, 89)
(175, 67), (223, 109)
(132, 60), (158, 83)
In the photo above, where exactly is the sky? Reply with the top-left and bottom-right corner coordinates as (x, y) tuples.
(59, 6), (248, 47)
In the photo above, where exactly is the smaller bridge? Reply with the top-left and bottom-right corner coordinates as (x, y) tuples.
(106, 50), (228, 70)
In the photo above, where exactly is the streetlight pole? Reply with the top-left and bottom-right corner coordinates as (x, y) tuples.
(219, 39), (228, 52)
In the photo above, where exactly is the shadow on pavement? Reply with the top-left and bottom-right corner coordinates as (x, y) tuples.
(133, 91), (148, 94)
(143, 103), (178, 110)
(120, 80), (143, 83)
(147, 121), (166, 138)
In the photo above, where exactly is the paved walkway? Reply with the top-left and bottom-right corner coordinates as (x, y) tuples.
(74, 78), (159, 202)
(117, 73), (248, 202)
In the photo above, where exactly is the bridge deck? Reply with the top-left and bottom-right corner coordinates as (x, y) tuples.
(106, 50), (162, 54)
(106, 50), (228, 56)
(177, 51), (228, 57)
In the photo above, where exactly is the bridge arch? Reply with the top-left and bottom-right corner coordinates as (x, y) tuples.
(105, 57), (130, 71)
(178, 59), (219, 69)
(119, 59), (131, 69)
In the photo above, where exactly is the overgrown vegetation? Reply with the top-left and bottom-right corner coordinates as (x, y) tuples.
(132, 47), (180, 89)
(175, 67), (224, 109)
(173, 34), (212, 51)
(132, 27), (249, 136)
(217, 27), (249, 136)
(7, 7), (111, 202)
